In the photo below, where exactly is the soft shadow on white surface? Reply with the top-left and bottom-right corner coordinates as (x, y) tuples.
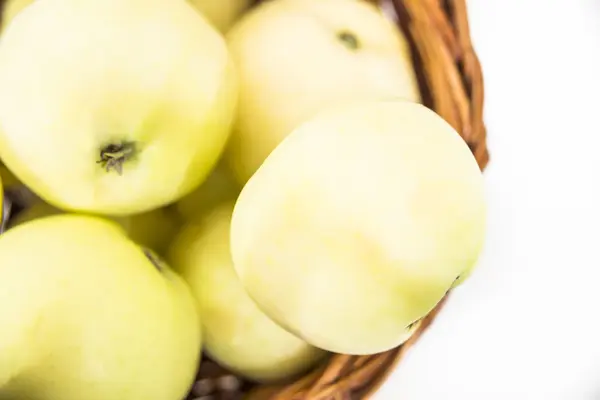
(374, 1), (600, 399)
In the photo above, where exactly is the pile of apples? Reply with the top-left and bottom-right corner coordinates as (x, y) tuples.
(0, 0), (487, 399)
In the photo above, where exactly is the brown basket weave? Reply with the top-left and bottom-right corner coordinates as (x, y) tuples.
(0, 0), (489, 399)
(237, 0), (490, 399)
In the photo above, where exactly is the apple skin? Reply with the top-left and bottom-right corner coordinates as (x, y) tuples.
(0, 0), (238, 216)
(230, 100), (487, 355)
(189, 0), (251, 33)
(9, 201), (181, 256)
(168, 202), (327, 383)
(0, 214), (201, 400)
(2, 0), (251, 34)
(224, 0), (421, 184)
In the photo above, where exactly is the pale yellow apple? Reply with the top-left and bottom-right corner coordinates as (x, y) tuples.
(169, 202), (327, 382)
(224, 0), (421, 184)
(189, 0), (251, 33)
(230, 100), (487, 355)
(0, 214), (201, 400)
(2, 0), (251, 34)
(0, 0), (238, 216)
(175, 162), (240, 220)
(9, 200), (181, 255)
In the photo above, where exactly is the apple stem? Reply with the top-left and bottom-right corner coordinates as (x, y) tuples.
(97, 142), (136, 175)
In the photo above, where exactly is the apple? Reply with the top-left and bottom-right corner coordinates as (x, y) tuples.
(189, 0), (251, 34)
(0, 0), (238, 216)
(224, 0), (421, 184)
(168, 202), (327, 382)
(230, 99), (487, 355)
(175, 161), (240, 221)
(9, 200), (181, 255)
(2, 0), (251, 34)
(0, 214), (201, 400)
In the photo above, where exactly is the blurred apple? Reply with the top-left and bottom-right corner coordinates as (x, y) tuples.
(10, 200), (180, 255)
(0, 215), (200, 400)
(2, 0), (251, 34)
(224, 0), (421, 184)
(0, 0), (237, 215)
(168, 202), (327, 382)
(230, 99), (486, 355)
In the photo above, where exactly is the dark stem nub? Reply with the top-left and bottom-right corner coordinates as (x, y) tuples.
(143, 248), (164, 272)
(337, 30), (360, 50)
(97, 142), (136, 175)
(407, 318), (421, 331)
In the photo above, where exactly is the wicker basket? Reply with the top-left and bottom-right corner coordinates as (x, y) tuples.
(0, 0), (489, 399)
(235, 0), (490, 399)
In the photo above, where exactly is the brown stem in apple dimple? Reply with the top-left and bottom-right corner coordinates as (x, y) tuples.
(337, 30), (360, 50)
(143, 248), (164, 272)
(97, 141), (136, 175)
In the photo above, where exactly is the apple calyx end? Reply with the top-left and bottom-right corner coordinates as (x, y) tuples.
(337, 30), (360, 50)
(97, 142), (136, 175)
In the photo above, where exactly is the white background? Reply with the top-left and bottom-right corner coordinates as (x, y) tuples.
(375, 1), (600, 399)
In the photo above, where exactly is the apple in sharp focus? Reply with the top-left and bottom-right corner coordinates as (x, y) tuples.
(0, 0), (238, 216)
(230, 99), (487, 355)
(224, 0), (421, 184)
(168, 202), (327, 382)
(0, 214), (201, 400)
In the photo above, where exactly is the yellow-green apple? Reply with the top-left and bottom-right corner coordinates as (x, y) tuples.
(0, 0), (238, 216)
(0, 214), (201, 400)
(175, 162), (240, 221)
(189, 0), (251, 33)
(9, 200), (181, 255)
(224, 0), (421, 184)
(168, 202), (327, 382)
(230, 99), (487, 355)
